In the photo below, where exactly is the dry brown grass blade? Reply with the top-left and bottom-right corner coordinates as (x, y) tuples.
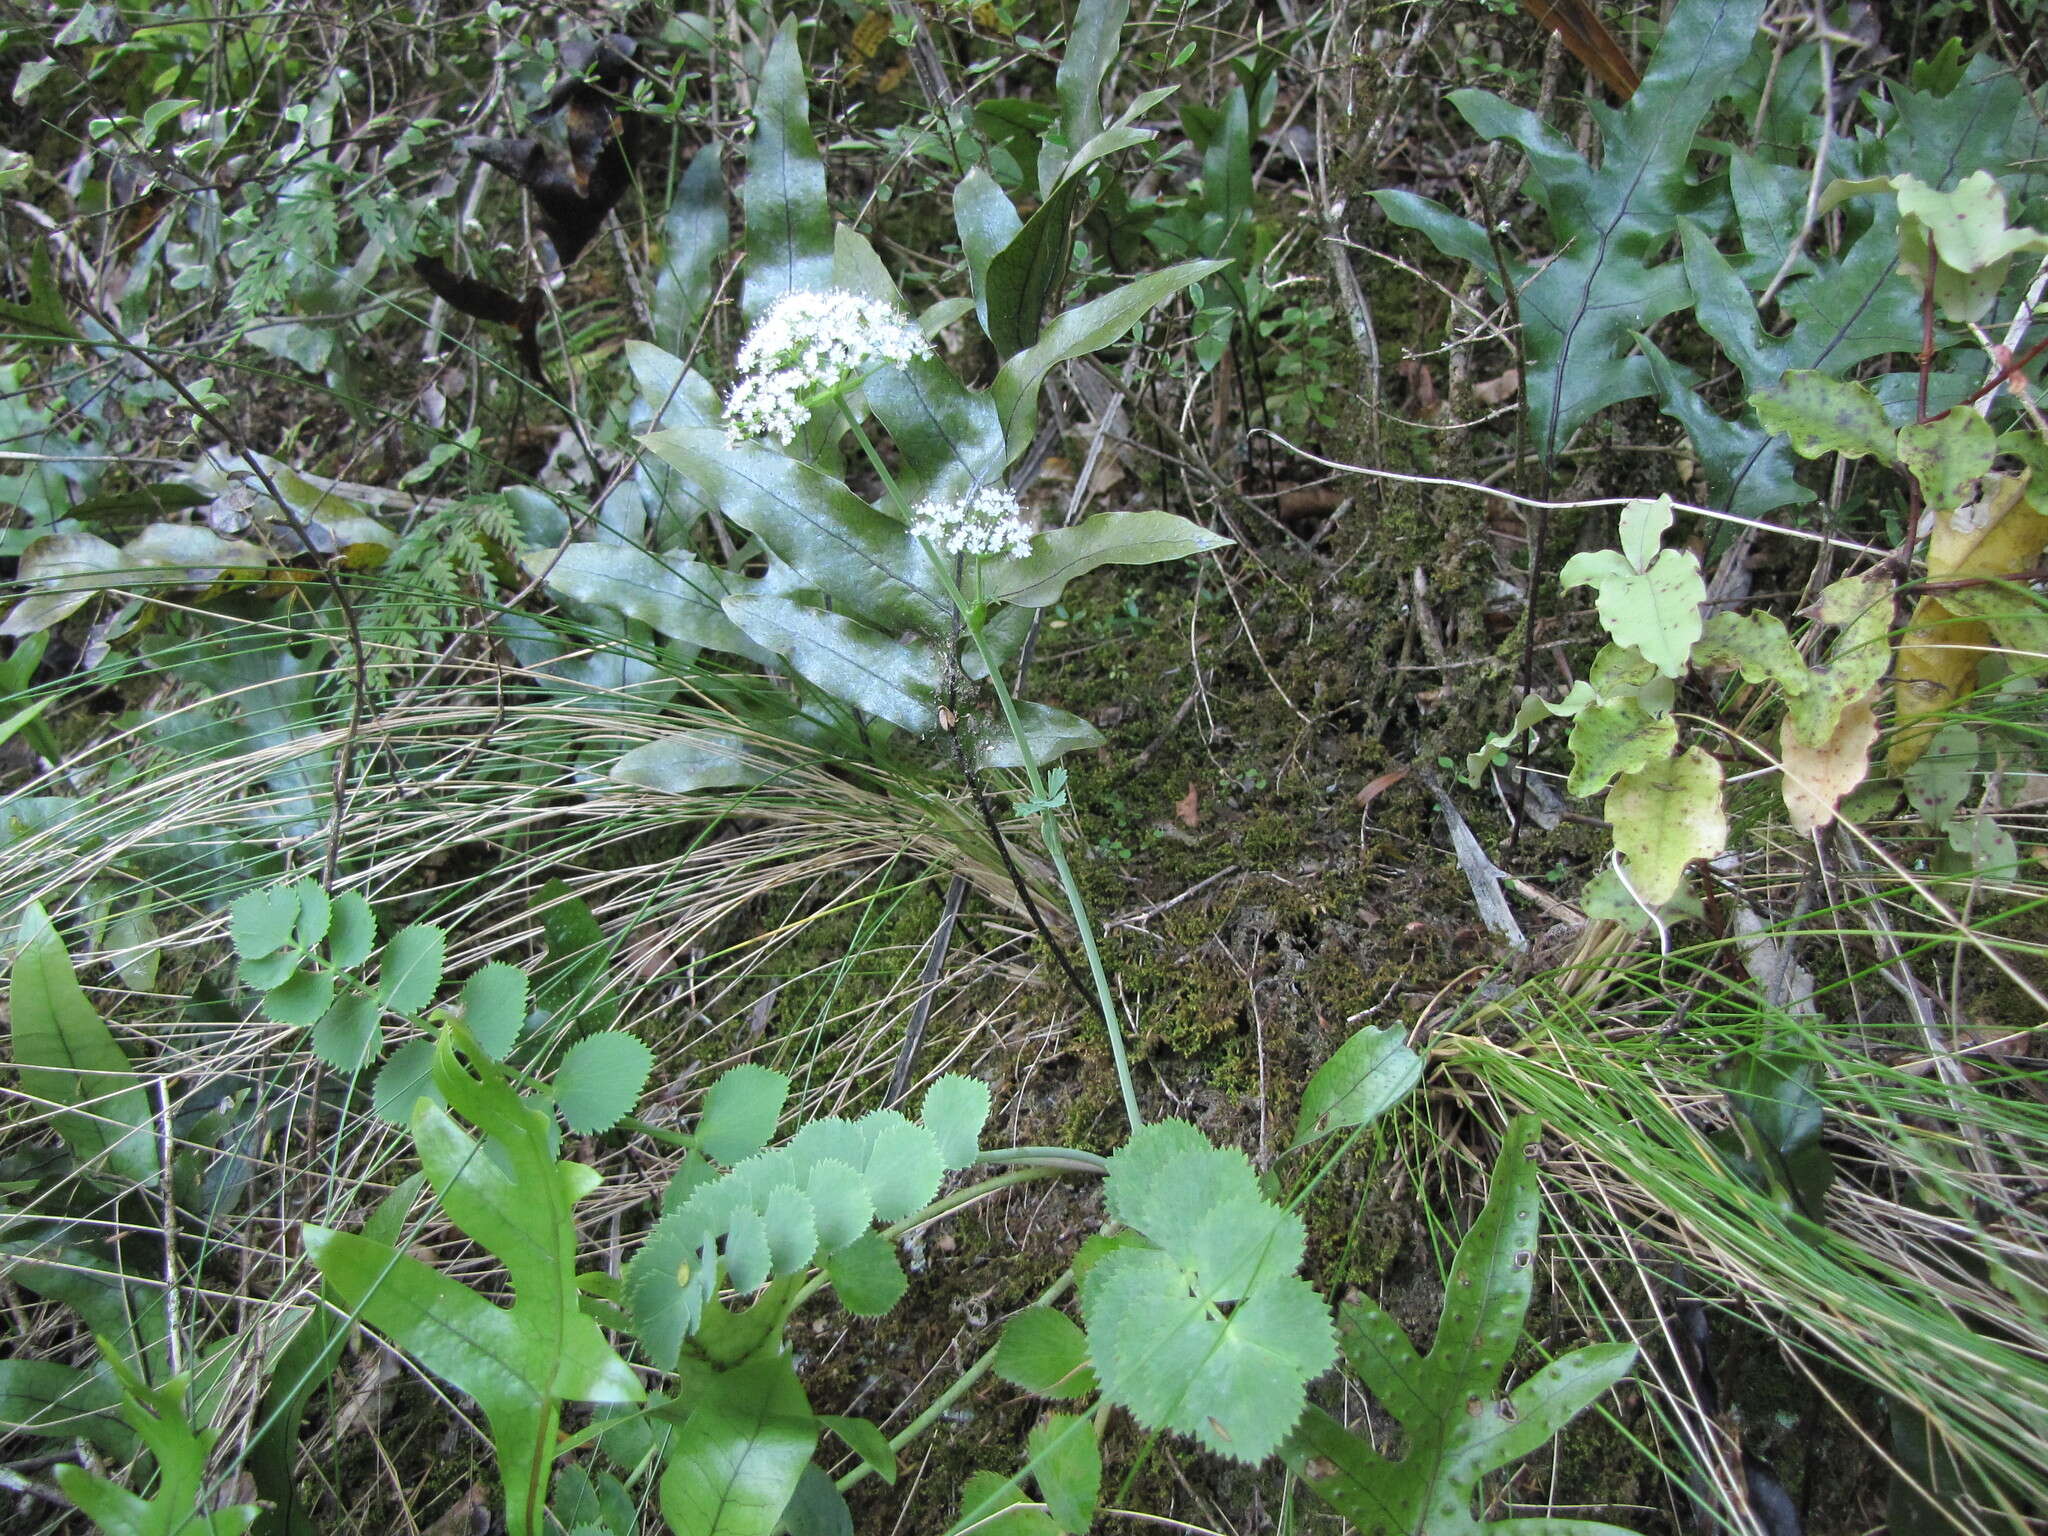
(1518, 0), (1642, 100)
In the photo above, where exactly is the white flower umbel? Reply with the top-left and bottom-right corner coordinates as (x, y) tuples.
(909, 486), (1036, 561)
(722, 289), (931, 446)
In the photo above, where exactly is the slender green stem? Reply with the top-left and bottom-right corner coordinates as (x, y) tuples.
(838, 409), (1143, 1131)
(834, 1270), (1078, 1495)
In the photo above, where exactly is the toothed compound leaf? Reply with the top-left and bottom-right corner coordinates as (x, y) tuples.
(370, 1038), (443, 1126)
(920, 1074), (992, 1170)
(858, 1110), (945, 1220)
(1284, 1118), (1638, 1534)
(623, 1087), (953, 1358)
(304, 1032), (641, 1536)
(995, 1307), (1098, 1400)
(825, 1230), (908, 1317)
(698, 1064), (790, 1165)
(230, 883), (300, 958)
(1081, 1120), (1335, 1462)
(461, 962), (529, 1060)
(378, 922), (444, 1013)
(1027, 1412), (1102, 1535)
(262, 966), (335, 1027)
(555, 1030), (654, 1135)
(327, 891), (377, 969)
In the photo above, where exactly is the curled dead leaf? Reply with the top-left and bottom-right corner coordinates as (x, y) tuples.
(1782, 699), (1878, 835)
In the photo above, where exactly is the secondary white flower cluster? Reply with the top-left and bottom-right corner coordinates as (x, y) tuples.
(909, 486), (1036, 561)
(723, 289), (930, 446)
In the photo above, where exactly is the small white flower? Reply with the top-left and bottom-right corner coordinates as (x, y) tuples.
(723, 289), (930, 445)
(910, 487), (1036, 561)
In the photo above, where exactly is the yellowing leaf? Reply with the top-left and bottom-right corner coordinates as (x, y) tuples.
(1889, 596), (1989, 775)
(1786, 573), (1894, 750)
(1606, 746), (1726, 906)
(1926, 471), (2048, 583)
(1782, 700), (1878, 835)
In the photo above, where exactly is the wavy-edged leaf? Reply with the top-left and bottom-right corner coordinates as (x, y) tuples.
(722, 595), (942, 732)
(530, 541), (755, 655)
(378, 922), (444, 1013)
(305, 1033), (641, 1536)
(1285, 1119), (1639, 1535)
(971, 701), (1105, 770)
(920, 1074), (992, 1171)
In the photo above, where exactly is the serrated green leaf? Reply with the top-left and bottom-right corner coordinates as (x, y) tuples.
(722, 595), (943, 732)
(824, 1230), (908, 1316)
(994, 1308), (1098, 1400)
(724, 1205), (772, 1293)
(920, 1075), (992, 1171)
(379, 923), (444, 1013)
(1752, 371), (1896, 463)
(263, 967), (336, 1027)
(307, 1033), (641, 1536)
(6, 902), (155, 1184)
(238, 949), (301, 990)
(859, 1111), (946, 1219)
(326, 892), (376, 970)
(1606, 746), (1727, 907)
(1285, 1118), (1639, 1536)
(1289, 1025), (1422, 1152)
(369, 1039), (445, 1126)
(293, 881), (331, 951)
(1084, 1248), (1333, 1463)
(230, 884), (300, 959)
(1557, 497), (1703, 679)
(741, 21), (832, 320)
(760, 1183), (818, 1277)
(981, 510), (1233, 608)
(698, 1064), (790, 1165)
(555, 1030), (653, 1135)
(1027, 1413), (1100, 1535)
(311, 992), (381, 1072)
(820, 1413), (897, 1485)
(461, 963), (528, 1060)
(611, 731), (771, 794)
(805, 1159), (872, 1252)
